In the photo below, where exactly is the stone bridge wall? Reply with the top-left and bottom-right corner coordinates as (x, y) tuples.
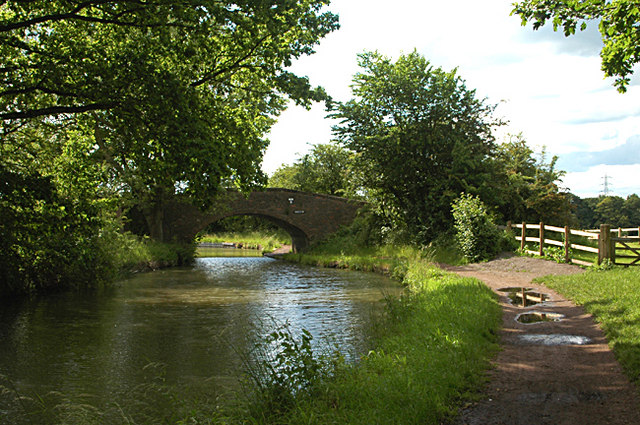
(162, 189), (364, 252)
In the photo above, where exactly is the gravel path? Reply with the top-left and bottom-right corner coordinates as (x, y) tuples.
(443, 254), (640, 425)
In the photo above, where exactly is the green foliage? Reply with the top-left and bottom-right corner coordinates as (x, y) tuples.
(269, 164), (302, 191)
(240, 323), (334, 421)
(268, 143), (360, 197)
(0, 161), (192, 295)
(493, 134), (571, 225)
(571, 194), (640, 228)
(0, 1), (339, 292)
(1, 0), (339, 241)
(541, 267), (640, 382)
(332, 50), (500, 242)
(512, 0), (640, 92)
(0, 163), (112, 294)
(452, 193), (502, 262)
(542, 245), (569, 263)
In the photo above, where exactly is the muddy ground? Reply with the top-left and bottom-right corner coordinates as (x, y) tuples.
(444, 254), (640, 425)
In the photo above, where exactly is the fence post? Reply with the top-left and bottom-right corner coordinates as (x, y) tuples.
(539, 222), (544, 257)
(618, 227), (623, 237)
(564, 225), (570, 263)
(598, 224), (611, 265)
(507, 221), (512, 233)
(521, 222), (526, 251)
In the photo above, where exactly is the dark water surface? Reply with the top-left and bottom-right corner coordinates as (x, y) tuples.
(0, 256), (397, 423)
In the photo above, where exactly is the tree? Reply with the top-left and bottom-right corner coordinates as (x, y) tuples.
(595, 195), (629, 227)
(1, 1), (339, 240)
(1, 1), (336, 123)
(623, 194), (640, 225)
(0, 125), (118, 294)
(572, 194), (640, 228)
(269, 163), (302, 191)
(332, 51), (500, 241)
(268, 143), (358, 197)
(512, 0), (640, 92)
(493, 134), (572, 225)
(569, 193), (597, 228)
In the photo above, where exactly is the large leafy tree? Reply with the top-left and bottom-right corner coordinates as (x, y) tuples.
(1, 1), (336, 122)
(512, 0), (640, 92)
(1, 1), (339, 240)
(332, 51), (501, 241)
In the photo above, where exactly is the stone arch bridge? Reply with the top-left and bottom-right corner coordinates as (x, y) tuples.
(162, 189), (364, 252)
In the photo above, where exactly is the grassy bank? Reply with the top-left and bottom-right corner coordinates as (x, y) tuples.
(198, 230), (290, 253)
(231, 243), (501, 424)
(539, 267), (640, 384)
(108, 232), (195, 278)
(284, 237), (466, 274)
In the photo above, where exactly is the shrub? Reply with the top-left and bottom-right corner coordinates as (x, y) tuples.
(451, 193), (501, 262)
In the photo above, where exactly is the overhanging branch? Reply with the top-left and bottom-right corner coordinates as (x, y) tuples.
(1, 102), (117, 120)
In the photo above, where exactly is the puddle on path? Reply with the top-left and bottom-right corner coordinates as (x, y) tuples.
(498, 287), (550, 307)
(516, 311), (564, 324)
(518, 334), (592, 345)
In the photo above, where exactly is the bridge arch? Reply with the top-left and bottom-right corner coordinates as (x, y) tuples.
(161, 189), (364, 252)
(198, 213), (310, 251)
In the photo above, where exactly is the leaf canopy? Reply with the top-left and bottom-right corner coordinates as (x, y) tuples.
(512, 0), (640, 92)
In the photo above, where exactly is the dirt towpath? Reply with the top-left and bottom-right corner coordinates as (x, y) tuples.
(263, 244), (292, 258)
(443, 254), (640, 425)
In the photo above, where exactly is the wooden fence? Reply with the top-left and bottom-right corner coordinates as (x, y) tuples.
(505, 222), (640, 266)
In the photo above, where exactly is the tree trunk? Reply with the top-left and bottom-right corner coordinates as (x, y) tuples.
(144, 202), (165, 242)
(142, 187), (169, 242)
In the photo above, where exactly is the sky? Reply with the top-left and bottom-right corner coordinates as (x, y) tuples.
(262, 0), (640, 198)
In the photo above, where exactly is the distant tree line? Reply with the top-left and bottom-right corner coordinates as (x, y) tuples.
(571, 194), (640, 229)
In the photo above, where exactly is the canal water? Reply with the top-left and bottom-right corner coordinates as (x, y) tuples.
(0, 251), (398, 423)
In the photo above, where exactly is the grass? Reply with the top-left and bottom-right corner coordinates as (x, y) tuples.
(198, 230), (291, 253)
(109, 232), (195, 277)
(282, 234), (467, 275)
(538, 267), (640, 384)
(232, 240), (501, 425)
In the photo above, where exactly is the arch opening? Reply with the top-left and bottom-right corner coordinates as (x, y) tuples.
(196, 213), (309, 253)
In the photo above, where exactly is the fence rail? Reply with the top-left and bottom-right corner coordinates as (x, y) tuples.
(505, 222), (640, 266)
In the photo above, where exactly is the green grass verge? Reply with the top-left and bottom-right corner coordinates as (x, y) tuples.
(283, 236), (467, 274)
(109, 233), (195, 276)
(538, 267), (640, 384)
(198, 231), (290, 253)
(240, 245), (501, 425)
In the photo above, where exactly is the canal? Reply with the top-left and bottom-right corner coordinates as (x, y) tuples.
(0, 251), (398, 423)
